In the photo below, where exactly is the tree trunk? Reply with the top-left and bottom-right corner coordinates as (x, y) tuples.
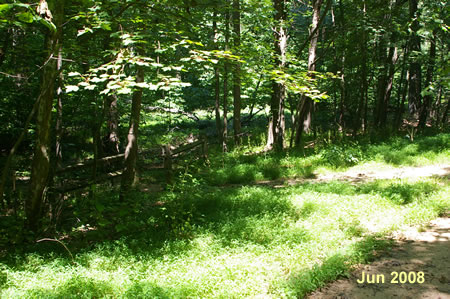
(120, 66), (144, 200)
(378, 45), (398, 127)
(0, 29), (10, 68)
(293, 0), (327, 148)
(418, 30), (436, 129)
(55, 44), (63, 168)
(269, 0), (287, 151)
(212, 10), (222, 142)
(222, 4), (230, 152)
(431, 84), (441, 124)
(104, 94), (120, 154)
(232, 0), (241, 145)
(353, 0), (367, 136)
(441, 99), (449, 126)
(407, 0), (421, 116)
(27, 0), (63, 231)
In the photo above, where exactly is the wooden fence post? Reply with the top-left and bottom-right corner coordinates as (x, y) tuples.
(201, 136), (208, 162)
(163, 145), (173, 184)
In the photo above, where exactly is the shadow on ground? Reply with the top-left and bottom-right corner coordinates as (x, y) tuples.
(307, 217), (450, 299)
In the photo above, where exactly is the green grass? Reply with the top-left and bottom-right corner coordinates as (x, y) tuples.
(1, 176), (448, 298)
(1, 133), (449, 298)
(202, 133), (450, 186)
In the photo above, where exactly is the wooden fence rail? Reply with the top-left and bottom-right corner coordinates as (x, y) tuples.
(51, 136), (208, 193)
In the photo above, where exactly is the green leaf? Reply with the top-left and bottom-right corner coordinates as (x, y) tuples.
(0, 4), (12, 14)
(39, 18), (56, 32)
(117, 87), (132, 94)
(68, 72), (81, 77)
(100, 22), (111, 31)
(90, 77), (107, 83)
(95, 202), (105, 213)
(135, 82), (150, 88)
(17, 11), (33, 23)
(66, 85), (79, 93)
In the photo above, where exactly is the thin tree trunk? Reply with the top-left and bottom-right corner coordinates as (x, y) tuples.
(441, 99), (449, 126)
(407, 0), (421, 116)
(222, 4), (230, 152)
(0, 94), (41, 208)
(0, 29), (10, 68)
(353, 0), (367, 136)
(418, 30), (436, 129)
(55, 45), (63, 168)
(212, 10), (221, 142)
(104, 94), (120, 154)
(120, 66), (144, 200)
(379, 46), (398, 127)
(431, 84), (441, 124)
(27, 0), (63, 231)
(232, 0), (241, 145)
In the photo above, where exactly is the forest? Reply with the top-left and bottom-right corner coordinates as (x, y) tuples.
(0, 0), (449, 298)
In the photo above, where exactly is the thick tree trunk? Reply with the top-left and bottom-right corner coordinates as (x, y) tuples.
(27, 0), (63, 231)
(418, 30), (436, 129)
(293, 0), (326, 148)
(232, 0), (241, 145)
(120, 66), (144, 200)
(407, 0), (421, 116)
(269, 0), (287, 151)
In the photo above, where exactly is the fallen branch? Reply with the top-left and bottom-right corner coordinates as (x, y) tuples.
(36, 238), (74, 263)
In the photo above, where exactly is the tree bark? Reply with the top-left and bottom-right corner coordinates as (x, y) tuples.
(27, 0), (63, 231)
(376, 44), (398, 128)
(407, 0), (421, 116)
(212, 10), (222, 142)
(232, 0), (241, 145)
(418, 30), (436, 129)
(374, 1), (402, 128)
(222, 4), (230, 152)
(268, 0), (287, 151)
(353, 0), (367, 136)
(120, 66), (144, 200)
(292, 0), (327, 148)
(104, 94), (120, 154)
(55, 44), (63, 168)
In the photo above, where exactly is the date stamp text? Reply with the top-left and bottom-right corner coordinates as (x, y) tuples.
(357, 271), (425, 284)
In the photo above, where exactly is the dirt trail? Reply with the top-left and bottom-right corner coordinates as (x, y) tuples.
(307, 216), (450, 299)
(315, 164), (450, 184)
(250, 163), (450, 188)
(305, 164), (450, 299)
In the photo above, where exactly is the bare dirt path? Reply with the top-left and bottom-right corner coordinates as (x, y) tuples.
(315, 164), (450, 184)
(304, 164), (450, 298)
(307, 216), (450, 299)
(249, 163), (450, 188)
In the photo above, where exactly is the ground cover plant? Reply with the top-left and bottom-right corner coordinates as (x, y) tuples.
(1, 134), (449, 298)
(1, 0), (449, 297)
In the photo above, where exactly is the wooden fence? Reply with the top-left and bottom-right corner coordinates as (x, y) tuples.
(51, 136), (208, 193)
